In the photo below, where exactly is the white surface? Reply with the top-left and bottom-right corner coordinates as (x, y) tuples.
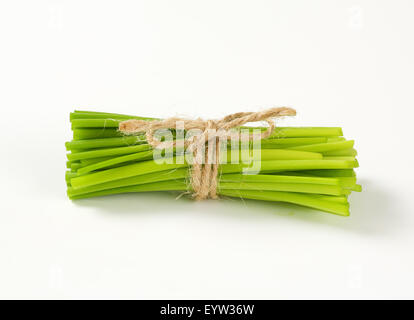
(0, 0), (413, 299)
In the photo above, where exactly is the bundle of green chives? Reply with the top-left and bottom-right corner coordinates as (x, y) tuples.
(66, 110), (361, 216)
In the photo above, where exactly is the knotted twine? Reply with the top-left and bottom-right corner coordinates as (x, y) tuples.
(119, 107), (296, 200)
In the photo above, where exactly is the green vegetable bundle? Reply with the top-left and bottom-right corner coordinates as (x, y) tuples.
(66, 110), (361, 216)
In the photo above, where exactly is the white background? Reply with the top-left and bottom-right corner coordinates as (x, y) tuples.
(0, 0), (413, 299)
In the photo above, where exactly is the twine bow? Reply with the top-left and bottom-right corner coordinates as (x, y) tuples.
(119, 107), (296, 200)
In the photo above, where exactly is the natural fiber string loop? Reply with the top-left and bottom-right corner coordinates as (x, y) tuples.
(119, 107), (296, 200)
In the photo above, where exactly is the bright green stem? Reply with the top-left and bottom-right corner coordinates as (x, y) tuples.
(71, 119), (121, 129)
(66, 143), (150, 160)
(70, 163), (82, 171)
(66, 160), (78, 169)
(73, 128), (123, 140)
(65, 171), (77, 182)
(221, 159), (358, 174)
(286, 169), (356, 177)
(221, 173), (339, 185)
(76, 150), (154, 175)
(220, 189), (349, 216)
(65, 136), (147, 151)
(219, 181), (345, 196)
(322, 156), (356, 161)
(70, 157), (188, 189)
(80, 156), (115, 166)
(323, 148), (358, 156)
(68, 168), (189, 196)
(313, 195), (348, 204)
(260, 137), (327, 147)
(269, 127), (343, 138)
(288, 140), (354, 153)
(70, 111), (156, 121)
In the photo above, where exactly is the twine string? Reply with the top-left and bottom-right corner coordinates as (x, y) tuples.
(119, 107), (296, 200)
